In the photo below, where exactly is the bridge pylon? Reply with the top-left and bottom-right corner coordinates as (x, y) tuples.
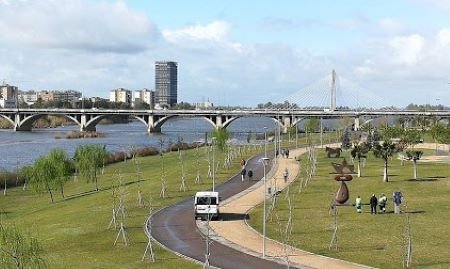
(330, 69), (337, 112)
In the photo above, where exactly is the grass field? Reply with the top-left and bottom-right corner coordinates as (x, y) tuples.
(249, 146), (450, 268)
(1, 143), (266, 268)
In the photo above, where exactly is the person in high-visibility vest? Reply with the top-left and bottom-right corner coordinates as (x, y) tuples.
(378, 193), (387, 213)
(355, 195), (362, 213)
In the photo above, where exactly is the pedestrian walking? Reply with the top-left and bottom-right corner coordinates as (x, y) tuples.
(241, 168), (247, 181)
(370, 194), (378, 214)
(286, 149), (290, 158)
(283, 168), (289, 183)
(378, 193), (387, 213)
(393, 191), (403, 214)
(248, 169), (253, 180)
(355, 195), (362, 213)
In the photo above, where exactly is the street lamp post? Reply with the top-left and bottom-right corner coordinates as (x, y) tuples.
(262, 157), (270, 258)
(212, 137), (216, 192)
(264, 126), (268, 158)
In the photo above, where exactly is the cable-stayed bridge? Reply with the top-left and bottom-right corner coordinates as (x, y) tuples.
(0, 70), (448, 133)
(271, 69), (389, 110)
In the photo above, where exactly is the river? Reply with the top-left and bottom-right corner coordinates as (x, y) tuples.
(0, 117), (277, 171)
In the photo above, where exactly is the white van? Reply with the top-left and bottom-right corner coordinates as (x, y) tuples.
(194, 191), (220, 220)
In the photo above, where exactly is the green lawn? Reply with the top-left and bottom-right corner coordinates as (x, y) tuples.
(1, 144), (264, 268)
(249, 147), (450, 269)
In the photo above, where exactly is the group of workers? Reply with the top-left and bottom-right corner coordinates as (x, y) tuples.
(355, 191), (404, 214)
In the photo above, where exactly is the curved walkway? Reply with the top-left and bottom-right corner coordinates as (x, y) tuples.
(208, 145), (373, 269)
(148, 152), (291, 269)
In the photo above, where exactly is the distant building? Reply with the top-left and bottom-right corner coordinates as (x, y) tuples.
(110, 88), (132, 105)
(155, 61), (177, 107)
(193, 100), (214, 110)
(18, 90), (39, 106)
(90, 96), (109, 103)
(0, 84), (18, 108)
(38, 90), (55, 102)
(54, 90), (81, 104)
(134, 88), (155, 108)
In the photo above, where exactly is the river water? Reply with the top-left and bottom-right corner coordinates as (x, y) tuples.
(0, 117), (277, 171)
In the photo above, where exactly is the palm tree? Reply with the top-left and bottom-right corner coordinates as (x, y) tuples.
(406, 150), (423, 180)
(350, 143), (369, 177)
(373, 141), (397, 182)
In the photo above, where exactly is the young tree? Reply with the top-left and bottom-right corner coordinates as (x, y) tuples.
(406, 150), (423, 180)
(48, 149), (72, 199)
(373, 141), (397, 182)
(430, 124), (445, 153)
(0, 224), (46, 269)
(397, 129), (423, 165)
(74, 145), (108, 192)
(341, 128), (352, 150)
(28, 156), (57, 203)
(304, 118), (320, 133)
(211, 127), (229, 151)
(382, 126), (402, 142)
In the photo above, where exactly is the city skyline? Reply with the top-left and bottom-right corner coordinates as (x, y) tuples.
(0, 0), (450, 107)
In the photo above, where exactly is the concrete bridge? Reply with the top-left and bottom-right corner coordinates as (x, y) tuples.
(1, 108), (450, 133)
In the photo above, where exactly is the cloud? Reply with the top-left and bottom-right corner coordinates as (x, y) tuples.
(163, 21), (231, 43)
(0, 0), (159, 53)
(414, 0), (450, 9)
(437, 28), (450, 47)
(379, 18), (404, 33)
(259, 17), (324, 31)
(388, 34), (425, 65)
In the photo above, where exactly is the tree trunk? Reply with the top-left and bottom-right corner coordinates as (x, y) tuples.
(94, 170), (99, 192)
(383, 159), (389, 182)
(357, 159), (361, 177)
(46, 184), (54, 203)
(413, 160), (417, 179)
(60, 183), (65, 199)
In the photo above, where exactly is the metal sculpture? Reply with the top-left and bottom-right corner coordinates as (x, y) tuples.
(334, 174), (352, 205)
(331, 158), (355, 174)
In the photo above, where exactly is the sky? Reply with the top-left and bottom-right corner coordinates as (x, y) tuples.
(1, 0), (450, 108)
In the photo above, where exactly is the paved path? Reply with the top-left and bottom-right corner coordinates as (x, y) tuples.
(149, 152), (294, 269)
(208, 145), (373, 269)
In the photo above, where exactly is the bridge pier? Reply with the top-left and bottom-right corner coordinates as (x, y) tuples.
(148, 126), (161, 133)
(281, 115), (292, 134)
(80, 114), (96, 132)
(14, 125), (32, 131)
(354, 117), (360, 131)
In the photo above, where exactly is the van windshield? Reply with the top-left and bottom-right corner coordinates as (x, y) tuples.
(196, 197), (217, 205)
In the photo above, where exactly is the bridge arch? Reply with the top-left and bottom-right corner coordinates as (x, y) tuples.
(152, 115), (217, 132)
(17, 114), (81, 131)
(84, 114), (150, 132)
(0, 114), (15, 128)
(222, 116), (240, 128)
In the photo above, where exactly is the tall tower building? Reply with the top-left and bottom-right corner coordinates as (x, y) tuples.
(155, 61), (177, 107)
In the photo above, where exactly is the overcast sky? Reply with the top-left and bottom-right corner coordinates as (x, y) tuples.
(1, 0), (450, 108)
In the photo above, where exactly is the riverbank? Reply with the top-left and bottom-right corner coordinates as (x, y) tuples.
(0, 141), (205, 189)
(0, 141), (264, 268)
